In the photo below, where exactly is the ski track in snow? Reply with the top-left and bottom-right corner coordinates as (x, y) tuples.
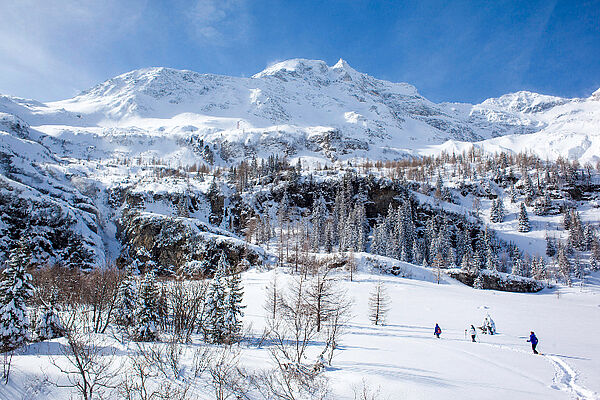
(476, 341), (598, 400)
(545, 355), (599, 400)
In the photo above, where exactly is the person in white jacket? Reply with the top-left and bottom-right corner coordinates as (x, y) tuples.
(469, 325), (477, 342)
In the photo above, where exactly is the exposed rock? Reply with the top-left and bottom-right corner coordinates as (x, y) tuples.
(447, 269), (544, 293)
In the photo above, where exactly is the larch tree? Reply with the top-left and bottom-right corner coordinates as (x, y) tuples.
(368, 280), (390, 326)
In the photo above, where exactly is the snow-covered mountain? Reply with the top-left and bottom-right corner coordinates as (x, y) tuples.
(1, 58), (598, 165)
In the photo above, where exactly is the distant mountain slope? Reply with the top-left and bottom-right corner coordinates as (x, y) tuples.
(0, 58), (598, 165)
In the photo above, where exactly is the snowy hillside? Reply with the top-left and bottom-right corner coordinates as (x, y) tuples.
(0, 59), (598, 166)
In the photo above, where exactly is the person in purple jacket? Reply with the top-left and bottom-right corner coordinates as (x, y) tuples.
(434, 323), (442, 338)
(527, 331), (539, 354)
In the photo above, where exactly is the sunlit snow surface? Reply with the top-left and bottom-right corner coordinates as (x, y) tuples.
(2, 263), (599, 399)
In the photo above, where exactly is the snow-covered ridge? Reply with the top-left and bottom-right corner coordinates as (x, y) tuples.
(0, 58), (599, 163)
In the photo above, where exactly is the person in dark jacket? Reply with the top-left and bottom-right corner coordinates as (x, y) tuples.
(527, 331), (539, 354)
(434, 323), (442, 338)
(469, 325), (477, 342)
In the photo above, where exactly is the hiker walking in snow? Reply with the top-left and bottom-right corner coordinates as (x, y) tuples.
(434, 323), (442, 338)
(527, 331), (539, 354)
(469, 325), (477, 342)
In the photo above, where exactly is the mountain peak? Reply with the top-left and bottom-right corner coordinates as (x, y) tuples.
(332, 58), (353, 71)
(253, 59), (329, 78)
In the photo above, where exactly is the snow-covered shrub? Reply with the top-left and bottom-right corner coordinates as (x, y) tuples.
(35, 305), (65, 341)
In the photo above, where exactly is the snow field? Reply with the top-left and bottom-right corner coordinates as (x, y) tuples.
(1, 265), (599, 399)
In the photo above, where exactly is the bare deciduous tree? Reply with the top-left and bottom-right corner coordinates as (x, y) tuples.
(52, 330), (120, 400)
(369, 280), (390, 326)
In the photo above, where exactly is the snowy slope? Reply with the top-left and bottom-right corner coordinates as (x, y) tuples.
(2, 267), (599, 399)
(0, 59), (598, 165)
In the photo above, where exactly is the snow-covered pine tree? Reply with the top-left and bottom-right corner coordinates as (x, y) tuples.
(223, 263), (245, 344)
(533, 193), (549, 216)
(399, 202), (415, 262)
(353, 202), (368, 252)
(568, 212), (585, 251)
(584, 225), (595, 251)
(114, 269), (137, 328)
(460, 241), (475, 273)
(368, 280), (389, 326)
(495, 199), (505, 222)
(524, 174), (535, 203)
(412, 240), (421, 265)
(532, 257), (548, 281)
(0, 249), (34, 352)
(135, 271), (160, 341)
(324, 217), (334, 253)
(370, 217), (385, 256)
(205, 253), (227, 344)
(545, 235), (556, 257)
(489, 199), (498, 222)
(562, 209), (572, 230)
(485, 244), (498, 273)
(556, 244), (572, 286)
(35, 303), (65, 341)
(518, 203), (531, 232)
(591, 239), (600, 271)
(311, 195), (327, 251)
(473, 273), (485, 289)
(64, 236), (94, 271)
(510, 185), (517, 203)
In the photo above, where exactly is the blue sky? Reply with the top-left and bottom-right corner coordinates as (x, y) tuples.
(0, 0), (598, 103)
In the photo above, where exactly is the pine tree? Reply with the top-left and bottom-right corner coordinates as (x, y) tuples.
(524, 174), (535, 203)
(485, 244), (498, 273)
(473, 273), (485, 289)
(495, 199), (505, 222)
(311, 195), (327, 250)
(369, 280), (390, 326)
(591, 239), (600, 271)
(135, 271), (160, 341)
(545, 235), (556, 258)
(205, 253), (227, 344)
(532, 257), (548, 281)
(114, 270), (137, 328)
(533, 193), (550, 216)
(224, 265), (245, 344)
(518, 203), (531, 232)
(35, 304), (65, 341)
(568, 212), (585, 251)
(324, 218), (334, 253)
(489, 199), (498, 222)
(557, 244), (572, 286)
(460, 242), (475, 273)
(0, 250), (34, 352)
(511, 253), (528, 277)
(562, 209), (572, 230)
(510, 185), (517, 203)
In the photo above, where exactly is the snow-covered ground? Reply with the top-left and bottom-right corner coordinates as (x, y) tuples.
(3, 263), (599, 399)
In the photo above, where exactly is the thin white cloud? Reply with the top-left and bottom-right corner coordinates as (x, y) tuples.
(0, 0), (147, 100)
(185, 0), (252, 45)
